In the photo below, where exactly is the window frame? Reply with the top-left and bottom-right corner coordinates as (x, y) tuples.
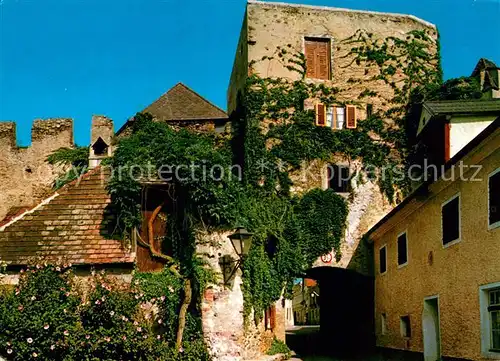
(327, 164), (350, 193)
(400, 315), (411, 338)
(397, 230), (409, 268)
(441, 193), (461, 248)
(488, 167), (500, 230)
(303, 36), (333, 81)
(381, 313), (387, 335)
(479, 282), (500, 358)
(379, 244), (387, 275)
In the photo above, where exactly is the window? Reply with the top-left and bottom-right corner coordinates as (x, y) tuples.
(305, 38), (331, 80)
(379, 245), (387, 274)
(366, 103), (373, 118)
(381, 313), (387, 335)
(480, 283), (500, 357)
(315, 104), (357, 129)
(489, 289), (500, 351)
(489, 168), (500, 229)
(400, 316), (411, 338)
(442, 194), (460, 246)
(328, 164), (350, 193)
(397, 232), (408, 267)
(264, 305), (276, 331)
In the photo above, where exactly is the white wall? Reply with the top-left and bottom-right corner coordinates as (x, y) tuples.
(449, 115), (496, 158)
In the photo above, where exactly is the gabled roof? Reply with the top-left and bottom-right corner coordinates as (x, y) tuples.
(116, 83), (228, 136)
(422, 99), (500, 116)
(471, 58), (499, 77)
(0, 167), (135, 266)
(143, 83), (228, 122)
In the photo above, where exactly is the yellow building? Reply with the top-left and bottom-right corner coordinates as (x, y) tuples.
(367, 117), (500, 361)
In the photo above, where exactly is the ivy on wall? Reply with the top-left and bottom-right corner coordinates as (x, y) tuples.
(46, 27), (483, 330)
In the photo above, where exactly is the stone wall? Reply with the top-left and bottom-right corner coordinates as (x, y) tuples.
(197, 230), (285, 361)
(227, 0), (439, 275)
(0, 119), (74, 222)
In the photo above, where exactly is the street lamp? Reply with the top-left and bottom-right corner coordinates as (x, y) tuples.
(222, 226), (253, 287)
(228, 226), (253, 259)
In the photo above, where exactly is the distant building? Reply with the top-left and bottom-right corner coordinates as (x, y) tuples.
(292, 278), (320, 325)
(472, 58), (500, 100)
(367, 117), (500, 360)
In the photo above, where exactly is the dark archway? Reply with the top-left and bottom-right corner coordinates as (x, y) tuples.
(288, 266), (375, 358)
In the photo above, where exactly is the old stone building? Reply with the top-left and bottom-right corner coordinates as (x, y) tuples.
(0, 82), (283, 360)
(227, 0), (439, 274)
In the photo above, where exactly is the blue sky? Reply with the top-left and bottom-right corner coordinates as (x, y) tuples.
(0, 0), (499, 146)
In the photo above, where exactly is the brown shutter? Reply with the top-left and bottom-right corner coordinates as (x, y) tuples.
(332, 106), (337, 129)
(346, 105), (357, 129)
(315, 103), (326, 126)
(316, 41), (330, 80)
(305, 40), (317, 79)
(270, 305), (276, 331)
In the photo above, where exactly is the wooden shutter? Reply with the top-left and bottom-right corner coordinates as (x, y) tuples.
(315, 103), (326, 126)
(332, 106), (338, 129)
(305, 40), (317, 79)
(305, 38), (331, 80)
(346, 105), (357, 129)
(270, 305), (276, 331)
(316, 41), (330, 80)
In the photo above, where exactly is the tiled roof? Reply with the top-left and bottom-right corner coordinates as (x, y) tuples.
(0, 167), (135, 266)
(423, 99), (500, 116)
(143, 83), (228, 121)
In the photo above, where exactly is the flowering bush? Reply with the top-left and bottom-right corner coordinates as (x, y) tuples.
(0, 265), (211, 361)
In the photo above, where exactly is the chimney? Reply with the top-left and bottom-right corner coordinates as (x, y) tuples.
(89, 115), (114, 169)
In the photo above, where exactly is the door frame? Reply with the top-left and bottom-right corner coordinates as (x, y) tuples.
(423, 295), (441, 361)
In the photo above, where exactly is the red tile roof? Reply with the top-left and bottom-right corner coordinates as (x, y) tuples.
(0, 167), (135, 266)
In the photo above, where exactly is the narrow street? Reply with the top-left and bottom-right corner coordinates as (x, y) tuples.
(286, 325), (336, 361)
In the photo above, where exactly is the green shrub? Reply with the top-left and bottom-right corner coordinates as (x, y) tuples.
(0, 265), (211, 361)
(266, 337), (291, 359)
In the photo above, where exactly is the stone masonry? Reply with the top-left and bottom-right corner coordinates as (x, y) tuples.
(0, 119), (74, 222)
(227, 0), (439, 275)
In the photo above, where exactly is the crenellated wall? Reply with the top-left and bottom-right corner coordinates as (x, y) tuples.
(0, 119), (74, 222)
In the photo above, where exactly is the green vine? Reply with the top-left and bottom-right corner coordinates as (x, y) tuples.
(67, 27), (483, 331)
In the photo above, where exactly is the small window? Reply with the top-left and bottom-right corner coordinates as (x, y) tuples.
(214, 120), (227, 134)
(305, 38), (331, 80)
(400, 316), (411, 338)
(489, 289), (500, 351)
(381, 313), (387, 335)
(397, 232), (408, 266)
(92, 137), (109, 156)
(328, 164), (350, 193)
(379, 245), (387, 274)
(442, 194), (460, 246)
(489, 168), (500, 229)
(366, 104), (373, 118)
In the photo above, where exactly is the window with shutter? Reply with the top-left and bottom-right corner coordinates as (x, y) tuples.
(315, 103), (326, 126)
(442, 194), (460, 246)
(489, 168), (500, 229)
(346, 105), (357, 129)
(304, 38), (331, 80)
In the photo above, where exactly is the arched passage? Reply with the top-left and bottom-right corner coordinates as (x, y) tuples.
(288, 266), (375, 358)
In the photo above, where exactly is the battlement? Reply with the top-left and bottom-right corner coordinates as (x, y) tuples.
(32, 118), (73, 143)
(0, 122), (16, 148)
(91, 115), (114, 145)
(0, 118), (74, 150)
